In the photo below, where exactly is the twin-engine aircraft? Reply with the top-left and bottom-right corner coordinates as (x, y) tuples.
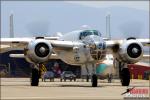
(0, 29), (150, 87)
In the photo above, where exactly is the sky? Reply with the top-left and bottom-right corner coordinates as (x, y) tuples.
(67, 1), (149, 11)
(1, 1), (149, 39)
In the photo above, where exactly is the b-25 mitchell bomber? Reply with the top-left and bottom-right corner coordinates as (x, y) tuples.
(0, 29), (150, 87)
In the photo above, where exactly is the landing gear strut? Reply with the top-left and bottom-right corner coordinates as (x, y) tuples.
(85, 64), (90, 82)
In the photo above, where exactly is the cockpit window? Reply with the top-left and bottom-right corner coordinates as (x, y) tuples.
(79, 30), (101, 40)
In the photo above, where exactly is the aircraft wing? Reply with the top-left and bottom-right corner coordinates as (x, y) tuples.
(50, 40), (82, 51)
(136, 39), (150, 46)
(142, 54), (150, 60)
(0, 38), (75, 60)
(105, 39), (150, 53)
(0, 38), (78, 60)
(0, 37), (62, 53)
(0, 38), (32, 53)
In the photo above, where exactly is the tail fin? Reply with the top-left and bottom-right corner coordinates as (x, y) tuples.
(10, 12), (14, 38)
(106, 13), (111, 40)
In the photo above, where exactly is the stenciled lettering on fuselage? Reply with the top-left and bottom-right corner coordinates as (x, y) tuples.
(73, 46), (80, 62)
(97, 42), (106, 50)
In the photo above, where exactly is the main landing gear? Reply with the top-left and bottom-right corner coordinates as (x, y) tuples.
(30, 64), (40, 86)
(118, 62), (130, 86)
(85, 63), (98, 87)
(120, 68), (130, 86)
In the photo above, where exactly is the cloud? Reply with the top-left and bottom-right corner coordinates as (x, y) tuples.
(66, 1), (149, 11)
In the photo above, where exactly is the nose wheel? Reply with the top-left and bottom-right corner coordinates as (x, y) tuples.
(91, 63), (98, 87)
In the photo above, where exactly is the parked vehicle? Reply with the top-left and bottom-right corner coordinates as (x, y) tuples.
(42, 71), (54, 82)
(60, 71), (76, 82)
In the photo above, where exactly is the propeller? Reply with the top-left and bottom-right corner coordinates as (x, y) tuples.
(127, 43), (142, 58)
(35, 43), (50, 58)
(112, 43), (120, 53)
(26, 20), (50, 37)
(119, 20), (144, 39)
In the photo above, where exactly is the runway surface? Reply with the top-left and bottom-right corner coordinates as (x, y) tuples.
(0, 78), (150, 100)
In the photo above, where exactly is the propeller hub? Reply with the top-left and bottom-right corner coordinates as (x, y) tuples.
(35, 43), (50, 57)
(39, 47), (46, 54)
(127, 43), (142, 58)
(132, 48), (138, 54)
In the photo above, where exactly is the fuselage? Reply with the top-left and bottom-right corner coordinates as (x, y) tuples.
(54, 29), (107, 65)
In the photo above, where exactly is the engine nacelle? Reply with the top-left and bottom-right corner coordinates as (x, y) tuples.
(114, 39), (143, 64)
(24, 39), (52, 63)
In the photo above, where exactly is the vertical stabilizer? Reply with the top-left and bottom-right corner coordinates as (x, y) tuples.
(106, 13), (111, 40)
(10, 13), (14, 38)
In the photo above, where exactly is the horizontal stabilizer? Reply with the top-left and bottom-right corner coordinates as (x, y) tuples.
(9, 54), (24, 58)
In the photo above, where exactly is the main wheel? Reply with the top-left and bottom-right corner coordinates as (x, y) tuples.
(31, 68), (39, 86)
(120, 68), (130, 86)
(92, 74), (98, 87)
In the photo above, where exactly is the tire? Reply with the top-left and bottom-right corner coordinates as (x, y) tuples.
(92, 74), (98, 87)
(74, 78), (76, 82)
(31, 68), (39, 86)
(121, 68), (130, 86)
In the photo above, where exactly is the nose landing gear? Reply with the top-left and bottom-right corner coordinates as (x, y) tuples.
(91, 63), (98, 87)
(91, 74), (98, 87)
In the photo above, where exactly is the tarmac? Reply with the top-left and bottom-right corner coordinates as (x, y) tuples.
(0, 78), (150, 100)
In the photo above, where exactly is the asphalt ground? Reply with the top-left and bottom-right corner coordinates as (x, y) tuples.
(0, 78), (150, 100)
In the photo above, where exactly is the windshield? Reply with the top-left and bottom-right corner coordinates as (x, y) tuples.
(79, 30), (101, 40)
